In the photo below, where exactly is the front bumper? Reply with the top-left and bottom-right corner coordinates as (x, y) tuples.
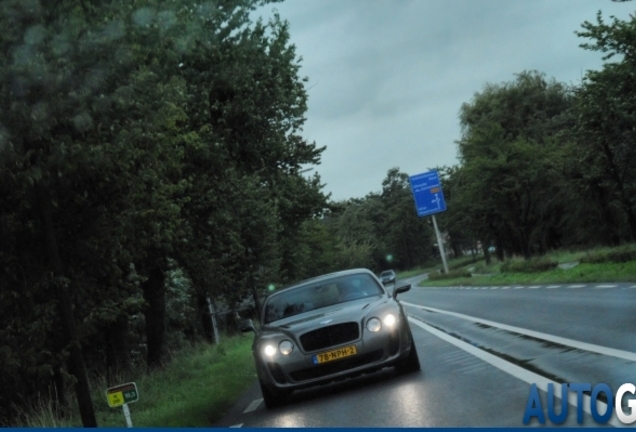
(256, 324), (412, 392)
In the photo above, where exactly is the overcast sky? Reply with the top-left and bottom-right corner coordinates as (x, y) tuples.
(255, 0), (634, 202)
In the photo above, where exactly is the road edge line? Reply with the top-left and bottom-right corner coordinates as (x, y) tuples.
(408, 317), (622, 427)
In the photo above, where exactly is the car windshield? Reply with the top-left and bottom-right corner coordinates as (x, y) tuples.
(263, 273), (384, 324)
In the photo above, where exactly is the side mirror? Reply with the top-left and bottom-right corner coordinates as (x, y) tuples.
(239, 319), (256, 334)
(393, 282), (411, 299)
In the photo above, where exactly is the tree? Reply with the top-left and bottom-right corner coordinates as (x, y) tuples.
(574, 11), (636, 241)
(0, 0), (332, 423)
(455, 71), (574, 258)
(379, 168), (433, 269)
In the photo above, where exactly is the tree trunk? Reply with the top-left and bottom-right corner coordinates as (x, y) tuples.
(197, 291), (214, 342)
(251, 286), (262, 322)
(495, 236), (505, 262)
(142, 261), (167, 369)
(36, 182), (97, 427)
(483, 243), (492, 265)
(105, 315), (131, 378)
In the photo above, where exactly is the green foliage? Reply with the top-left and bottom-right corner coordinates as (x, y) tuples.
(0, 0), (329, 423)
(572, 11), (636, 242)
(579, 245), (636, 264)
(320, 168), (434, 274)
(500, 257), (558, 273)
(449, 71), (574, 259)
(12, 337), (255, 427)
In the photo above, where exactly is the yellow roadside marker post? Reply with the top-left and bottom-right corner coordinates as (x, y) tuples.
(106, 382), (139, 428)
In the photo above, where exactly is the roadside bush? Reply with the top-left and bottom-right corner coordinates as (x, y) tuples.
(448, 257), (479, 271)
(580, 246), (636, 264)
(500, 257), (558, 273)
(428, 269), (472, 280)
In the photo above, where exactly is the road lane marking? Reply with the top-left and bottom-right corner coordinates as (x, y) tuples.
(402, 302), (636, 362)
(526, 286), (540, 289)
(490, 287), (499, 289)
(500, 286), (510, 289)
(513, 286), (524, 289)
(630, 285), (636, 289)
(595, 284), (617, 289)
(243, 399), (263, 413)
(407, 318), (623, 428)
(230, 424), (243, 428)
(545, 285), (560, 289)
(566, 285), (584, 289)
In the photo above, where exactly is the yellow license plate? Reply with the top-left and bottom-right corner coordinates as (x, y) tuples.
(312, 345), (357, 365)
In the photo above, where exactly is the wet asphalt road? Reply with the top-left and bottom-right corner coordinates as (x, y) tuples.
(215, 276), (636, 428)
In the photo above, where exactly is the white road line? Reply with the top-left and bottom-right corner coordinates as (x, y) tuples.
(490, 287), (499, 289)
(407, 318), (623, 428)
(513, 286), (524, 289)
(546, 285), (561, 289)
(567, 285), (584, 289)
(630, 285), (636, 289)
(243, 399), (263, 413)
(528, 286), (541, 289)
(500, 286), (510, 289)
(230, 424), (243, 428)
(402, 302), (636, 362)
(595, 284), (617, 289)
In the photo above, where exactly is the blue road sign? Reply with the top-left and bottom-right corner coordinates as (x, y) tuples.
(409, 170), (447, 217)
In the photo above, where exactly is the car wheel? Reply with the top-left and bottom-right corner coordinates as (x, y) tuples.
(259, 380), (288, 409)
(396, 332), (421, 375)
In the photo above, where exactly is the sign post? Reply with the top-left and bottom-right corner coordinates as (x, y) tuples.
(106, 382), (139, 428)
(408, 170), (449, 274)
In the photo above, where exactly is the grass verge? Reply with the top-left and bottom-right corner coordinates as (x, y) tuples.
(15, 336), (256, 427)
(418, 260), (636, 287)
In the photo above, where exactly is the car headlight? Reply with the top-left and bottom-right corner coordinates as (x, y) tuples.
(263, 344), (277, 357)
(367, 317), (382, 332)
(383, 313), (396, 327)
(279, 340), (294, 355)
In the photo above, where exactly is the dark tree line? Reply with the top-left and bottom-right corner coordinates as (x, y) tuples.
(1, 2), (635, 426)
(0, 0), (329, 425)
(433, 11), (636, 262)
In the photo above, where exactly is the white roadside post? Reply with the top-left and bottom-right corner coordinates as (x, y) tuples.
(122, 403), (133, 428)
(207, 297), (220, 344)
(106, 382), (139, 428)
(432, 214), (450, 274)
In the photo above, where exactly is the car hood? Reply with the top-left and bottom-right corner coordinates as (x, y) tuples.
(262, 296), (390, 335)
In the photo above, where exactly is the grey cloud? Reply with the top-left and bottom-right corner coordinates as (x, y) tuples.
(257, 0), (635, 201)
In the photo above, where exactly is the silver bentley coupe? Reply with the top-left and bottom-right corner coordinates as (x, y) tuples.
(240, 268), (420, 408)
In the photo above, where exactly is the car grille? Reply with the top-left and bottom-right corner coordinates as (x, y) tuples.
(289, 349), (384, 382)
(299, 322), (360, 352)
